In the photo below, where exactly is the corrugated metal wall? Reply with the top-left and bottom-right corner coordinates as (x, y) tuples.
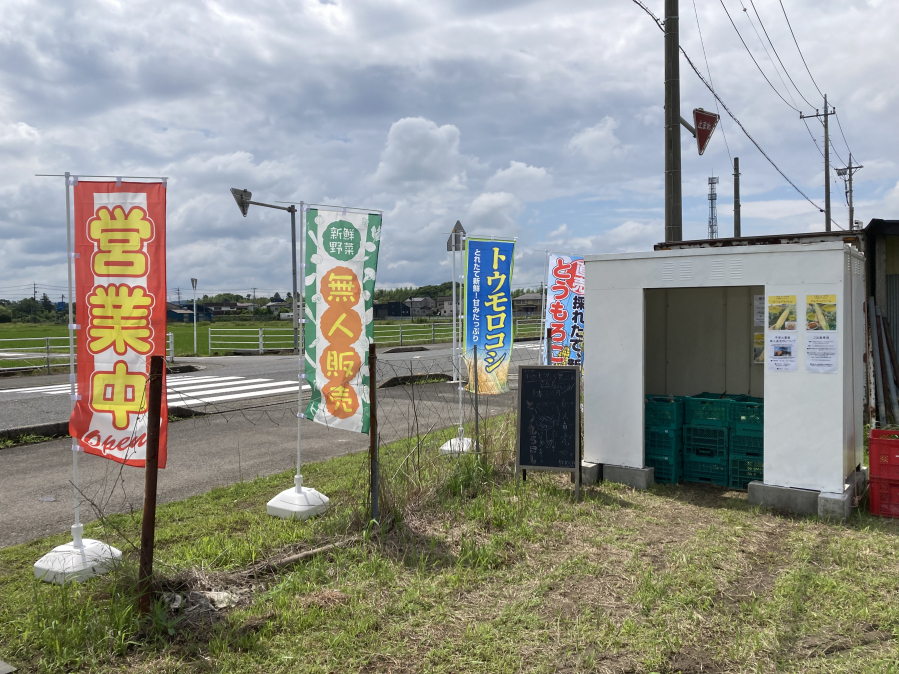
(886, 274), (899, 350)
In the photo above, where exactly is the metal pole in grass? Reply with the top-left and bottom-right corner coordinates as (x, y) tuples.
(138, 355), (164, 615)
(474, 344), (480, 456)
(191, 277), (198, 355)
(33, 171), (121, 584)
(369, 342), (379, 522)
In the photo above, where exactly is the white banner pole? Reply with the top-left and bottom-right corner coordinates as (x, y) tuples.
(297, 201), (305, 489)
(540, 251), (549, 364)
(64, 172), (82, 546)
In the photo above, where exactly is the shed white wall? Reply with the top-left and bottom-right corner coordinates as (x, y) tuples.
(584, 243), (864, 494)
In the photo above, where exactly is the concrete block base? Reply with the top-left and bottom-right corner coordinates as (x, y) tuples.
(818, 488), (852, 521)
(571, 462), (601, 486)
(603, 465), (654, 490)
(748, 482), (819, 516)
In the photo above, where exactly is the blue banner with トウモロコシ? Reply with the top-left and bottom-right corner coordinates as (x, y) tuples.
(464, 237), (515, 394)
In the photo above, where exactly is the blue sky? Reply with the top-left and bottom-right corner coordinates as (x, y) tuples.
(0, 0), (896, 301)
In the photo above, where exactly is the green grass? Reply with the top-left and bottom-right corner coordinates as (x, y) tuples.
(1, 417), (898, 672)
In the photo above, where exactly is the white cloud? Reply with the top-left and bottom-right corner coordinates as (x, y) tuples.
(373, 117), (467, 188)
(485, 161), (552, 201)
(568, 117), (625, 166)
(466, 192), (523, 236)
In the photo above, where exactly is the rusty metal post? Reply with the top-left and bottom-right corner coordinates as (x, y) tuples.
(368, 343), (378, 522)
(138, 355), (164, 615)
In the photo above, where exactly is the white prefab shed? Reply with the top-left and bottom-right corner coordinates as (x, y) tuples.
(583, 242), (865, 511)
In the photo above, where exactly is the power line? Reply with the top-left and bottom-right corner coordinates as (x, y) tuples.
(746, 0), (815, 109)
(737, 0), (802, 112)
(630, 0), (664, 31)
(834, 110), (854, 159)
(679, 45), (824, 212)
(778, 0), (823, 98)
(718, 0), (800, 112)
(691, 0), (733, 165)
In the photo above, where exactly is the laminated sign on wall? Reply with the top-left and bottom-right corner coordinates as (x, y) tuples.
(465, 237), (515, 394)
(544, 254), (585, 366)
(303, 209), (381, 433)
(805, 294), (838, 373)
(69, 181), (168, 467)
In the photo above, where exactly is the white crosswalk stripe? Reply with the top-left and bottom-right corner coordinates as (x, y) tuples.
(1, 375), (311, 407)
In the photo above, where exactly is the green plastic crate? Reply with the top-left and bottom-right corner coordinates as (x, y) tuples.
(683, 458), (728, 486)
(645, 428), (683, 484)
(730, 432), (763, 459)
(731, 397), (764, 435)
(729, 457), (764, 490)
(645, 395), (685, 430)
(684, 425), (728, 460)
(684, 392), (746, 428)
(646, 452), (682, 484)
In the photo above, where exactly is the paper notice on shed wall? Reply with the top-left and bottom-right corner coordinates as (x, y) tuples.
(752, 332), (765, 364)
(753, 295), (765, 327)
(806, 332), (838, 373)
(768, 295), (797, 331)
(805, 294), (837, 331)
(768, 333), (797, 372)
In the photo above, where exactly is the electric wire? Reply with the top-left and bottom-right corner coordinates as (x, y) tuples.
(737, 0), (802, 112)
(691, 0), (733, 166)
(679, 45), (824, 212)
(718, 0), (800, 112)
(747, 0), (815, 109)
(834, 110), (854, 160)
(778, 0), (823, 98)
(631, 0), (663, 31)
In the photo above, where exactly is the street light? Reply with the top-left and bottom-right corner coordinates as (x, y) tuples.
(191, 277), (198, 355)
(230, 188), (299, 354)
(229, 188), (328, 521)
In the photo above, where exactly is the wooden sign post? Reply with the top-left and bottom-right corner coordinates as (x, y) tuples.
(138, 355), (164, 614)
(515, 365), (581, 500)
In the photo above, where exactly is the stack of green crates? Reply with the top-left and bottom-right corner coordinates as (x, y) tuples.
(644, 395), (685, 484)
(729, 397), (764, 489)
(682, 392), (746, 486)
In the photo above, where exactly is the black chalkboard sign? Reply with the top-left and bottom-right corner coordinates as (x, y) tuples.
(516, 365), (581, 498)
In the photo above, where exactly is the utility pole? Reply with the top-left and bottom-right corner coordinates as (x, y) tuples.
(664, 0), (682, 242)
(800, 95), (835, 231)
(176, 286), (181, 305)
(836, 154), (863, 230)
(733, 158), (741, 237)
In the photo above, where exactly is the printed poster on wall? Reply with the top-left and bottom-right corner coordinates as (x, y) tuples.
(768, 295), (797, 330)
(303, 209), (381, 433)
(806, 294), (837, 331)
(752, 332), (765, 364)
(753, 295), (765, 327)
(69, 181), (168, 467)
(806, 333), (838, 373)
(464, 237), (515, 394)
(544, 254), (585, 366)
(767, 333), (797, 372)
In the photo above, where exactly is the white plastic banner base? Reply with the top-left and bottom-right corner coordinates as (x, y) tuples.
(439, 436), (473, 456)
(34, 538), (122, 584)
(267, 479), (330, 520)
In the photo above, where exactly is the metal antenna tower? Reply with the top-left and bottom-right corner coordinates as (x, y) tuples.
(708, 175), (719, 239)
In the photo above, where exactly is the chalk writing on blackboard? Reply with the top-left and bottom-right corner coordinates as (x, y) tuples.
(517, 366), (579, 471)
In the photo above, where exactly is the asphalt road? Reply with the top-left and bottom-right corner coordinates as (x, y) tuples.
(0, 342), (542, 548)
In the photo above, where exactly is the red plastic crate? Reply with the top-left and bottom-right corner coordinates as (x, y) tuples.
(868, 429), (899, 479)
(869, 477), (899, 518)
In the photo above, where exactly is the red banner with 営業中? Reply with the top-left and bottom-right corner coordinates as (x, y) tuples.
(69, 181), (168, 467)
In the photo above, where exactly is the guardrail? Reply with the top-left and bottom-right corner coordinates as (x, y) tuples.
(209, 327), (297, 354)
(0, 333), (175, 373)
(371, 318), (542, 346)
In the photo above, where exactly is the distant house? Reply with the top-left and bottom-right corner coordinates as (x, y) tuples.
(373, 302), (389, 320)
(166, 302), (213, 322)
(386, 302), (411, 318)
(204, 301), (239, 316)
(404, 296), (436, 317)
(512, 292), (544, 317)
(265, 301), (292, 315)
(437, 295), (461, 317)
